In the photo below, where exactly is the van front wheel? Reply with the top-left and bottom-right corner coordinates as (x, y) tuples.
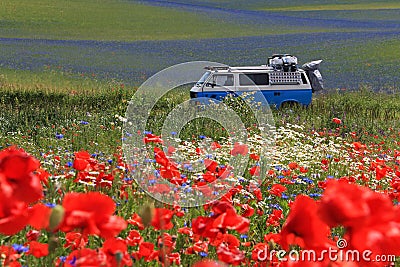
(279, 101), (300, 110)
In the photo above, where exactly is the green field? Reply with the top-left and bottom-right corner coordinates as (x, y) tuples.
(0, 0), (339, 41)
(3, 0), (385, 41)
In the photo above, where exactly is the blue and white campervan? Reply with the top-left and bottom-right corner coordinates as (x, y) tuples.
(190, 54), (323, 108)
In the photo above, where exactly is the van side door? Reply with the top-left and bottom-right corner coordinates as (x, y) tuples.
(204, 74), (235, 100)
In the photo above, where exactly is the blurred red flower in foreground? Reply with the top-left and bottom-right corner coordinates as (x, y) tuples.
(0, 146), (42, 204)
(280, 195), (331, 250)
(193, 259), (227, 267)
(59, 192), (127, 239)
(319, 180), (400, 259)
(0, 147), (43, 235)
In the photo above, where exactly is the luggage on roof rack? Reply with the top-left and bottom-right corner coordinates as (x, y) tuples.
(268, 54), (298, 72)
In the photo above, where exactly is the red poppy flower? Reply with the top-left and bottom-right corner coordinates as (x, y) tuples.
(28, 203), (51, 230)
(0, 146), (42, 204)
(211, 142), (222, 150)
(204, 159), (219, 172)
(213, 208), (250, 234)
(280, 195), (330, 250)
(159, 164), (181, 180)
(154, 147), (169, 167)
(64, 232), (88, 250)
(64, 248), (107, 267)
(103, 238), (132, 267)
(0, 245), (21, 267)
(250, 153), (260, 161)
(192, 216), (220, 239)
(230, 142), (248, 156)
(253, 187), (263, 201)
(144, 133), (163, 144)
(26, 241), (48, 258)
(269, 184), (287, 197)
(167, 146), (176, 155)
(266, 209), (283, 227)
(252, 242), (269, 262)
(193, 259), (227, 267)
(126, 229), (143, 247)
(216, 243), (245, 266)
(288, 162), (299, 170)
(375, 165), (388, 180)
(148, 183), (171, 194)
(135, 242), (158, 262)
(332, 117), (342, 124)
(318, 180), (395, 228)
(72, 150), (91, 171)
(241, 204), (255, 217)
(26, 229), (40, 241)
(249, 165), (260, 176)
(150, 208), (174, 230)
(0, 201), (29, 235)
(59, 192), (127, 239)
(127, 213), (145, 230)
(352, 142), (367, 151)
(264, 233), (281, 245)
(299, 166), (308, 173)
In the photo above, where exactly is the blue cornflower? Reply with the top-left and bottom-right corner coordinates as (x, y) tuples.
(275, 165), (282, 171)
(80, 120), (89, 125)
(301, 177), (314, 184)
(55, 133), (64, 139)
(44, 203), (56, 208)
(12, 244), (29, 253)
(199, 252), (208, 257)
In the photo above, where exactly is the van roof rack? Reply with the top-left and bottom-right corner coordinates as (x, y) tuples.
(204, 66), (230, 71)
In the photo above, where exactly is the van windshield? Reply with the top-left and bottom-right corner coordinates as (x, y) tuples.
(196, 71), (211, 86)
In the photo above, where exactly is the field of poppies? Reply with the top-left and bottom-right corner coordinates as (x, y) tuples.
(1, 0), (400, 266)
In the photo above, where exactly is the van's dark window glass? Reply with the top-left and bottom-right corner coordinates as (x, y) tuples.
(213, 74), (234, 86)
(239, 74), (269, 86)
(301, 73), (308, 84)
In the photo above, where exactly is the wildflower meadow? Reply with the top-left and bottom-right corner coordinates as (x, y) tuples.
(1, 0), (400, 266)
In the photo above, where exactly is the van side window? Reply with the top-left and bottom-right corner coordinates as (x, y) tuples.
(239, 73), (269, 86)
(213, 74), (234, 86)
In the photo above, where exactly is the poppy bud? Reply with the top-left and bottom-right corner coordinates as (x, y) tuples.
(48, 235), (59, 254)
(49, 205), (65, 231)
(139, 203), (154, 227)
